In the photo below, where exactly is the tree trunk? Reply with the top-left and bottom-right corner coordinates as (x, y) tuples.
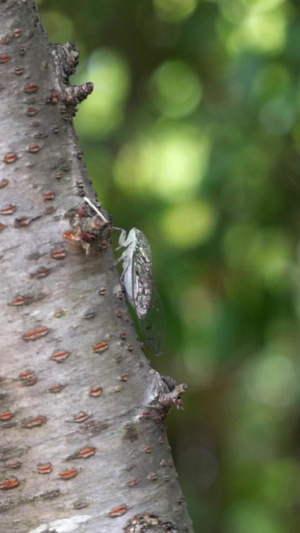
(0, 1), (193, 531)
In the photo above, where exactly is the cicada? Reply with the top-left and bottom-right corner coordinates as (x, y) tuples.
(116, 228), (164, 356)
(82, 198), (164, 354)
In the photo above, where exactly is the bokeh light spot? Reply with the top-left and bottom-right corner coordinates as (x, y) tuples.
(149, 60), (202, 118)
(242, 0), (285, 13)
(162, 200), (216, 248)
(114, 123), (210, 200)
(153, 0), (198, 23)
(221, 1), (248, 25)
(220, 8), (287, 55)
(246, 354), (298, 407)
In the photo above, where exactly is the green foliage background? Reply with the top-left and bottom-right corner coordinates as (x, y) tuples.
(40, 0), (300, 531)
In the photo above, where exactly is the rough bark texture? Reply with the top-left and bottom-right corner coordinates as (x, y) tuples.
(0, 1), (193, 532)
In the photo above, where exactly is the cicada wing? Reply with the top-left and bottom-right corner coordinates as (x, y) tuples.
(131, 246), (152, 319)
(135, 229), (152, 264)
(129, 231), (165, 356)
(138, 283), (165, 356)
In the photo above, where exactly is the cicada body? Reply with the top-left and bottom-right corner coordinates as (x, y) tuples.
(117, 228), (164, 355)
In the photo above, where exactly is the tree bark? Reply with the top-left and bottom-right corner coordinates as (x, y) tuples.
(0, 1), (193, 532)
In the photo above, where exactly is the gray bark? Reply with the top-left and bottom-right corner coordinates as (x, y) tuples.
(0, 1), (193, 532)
